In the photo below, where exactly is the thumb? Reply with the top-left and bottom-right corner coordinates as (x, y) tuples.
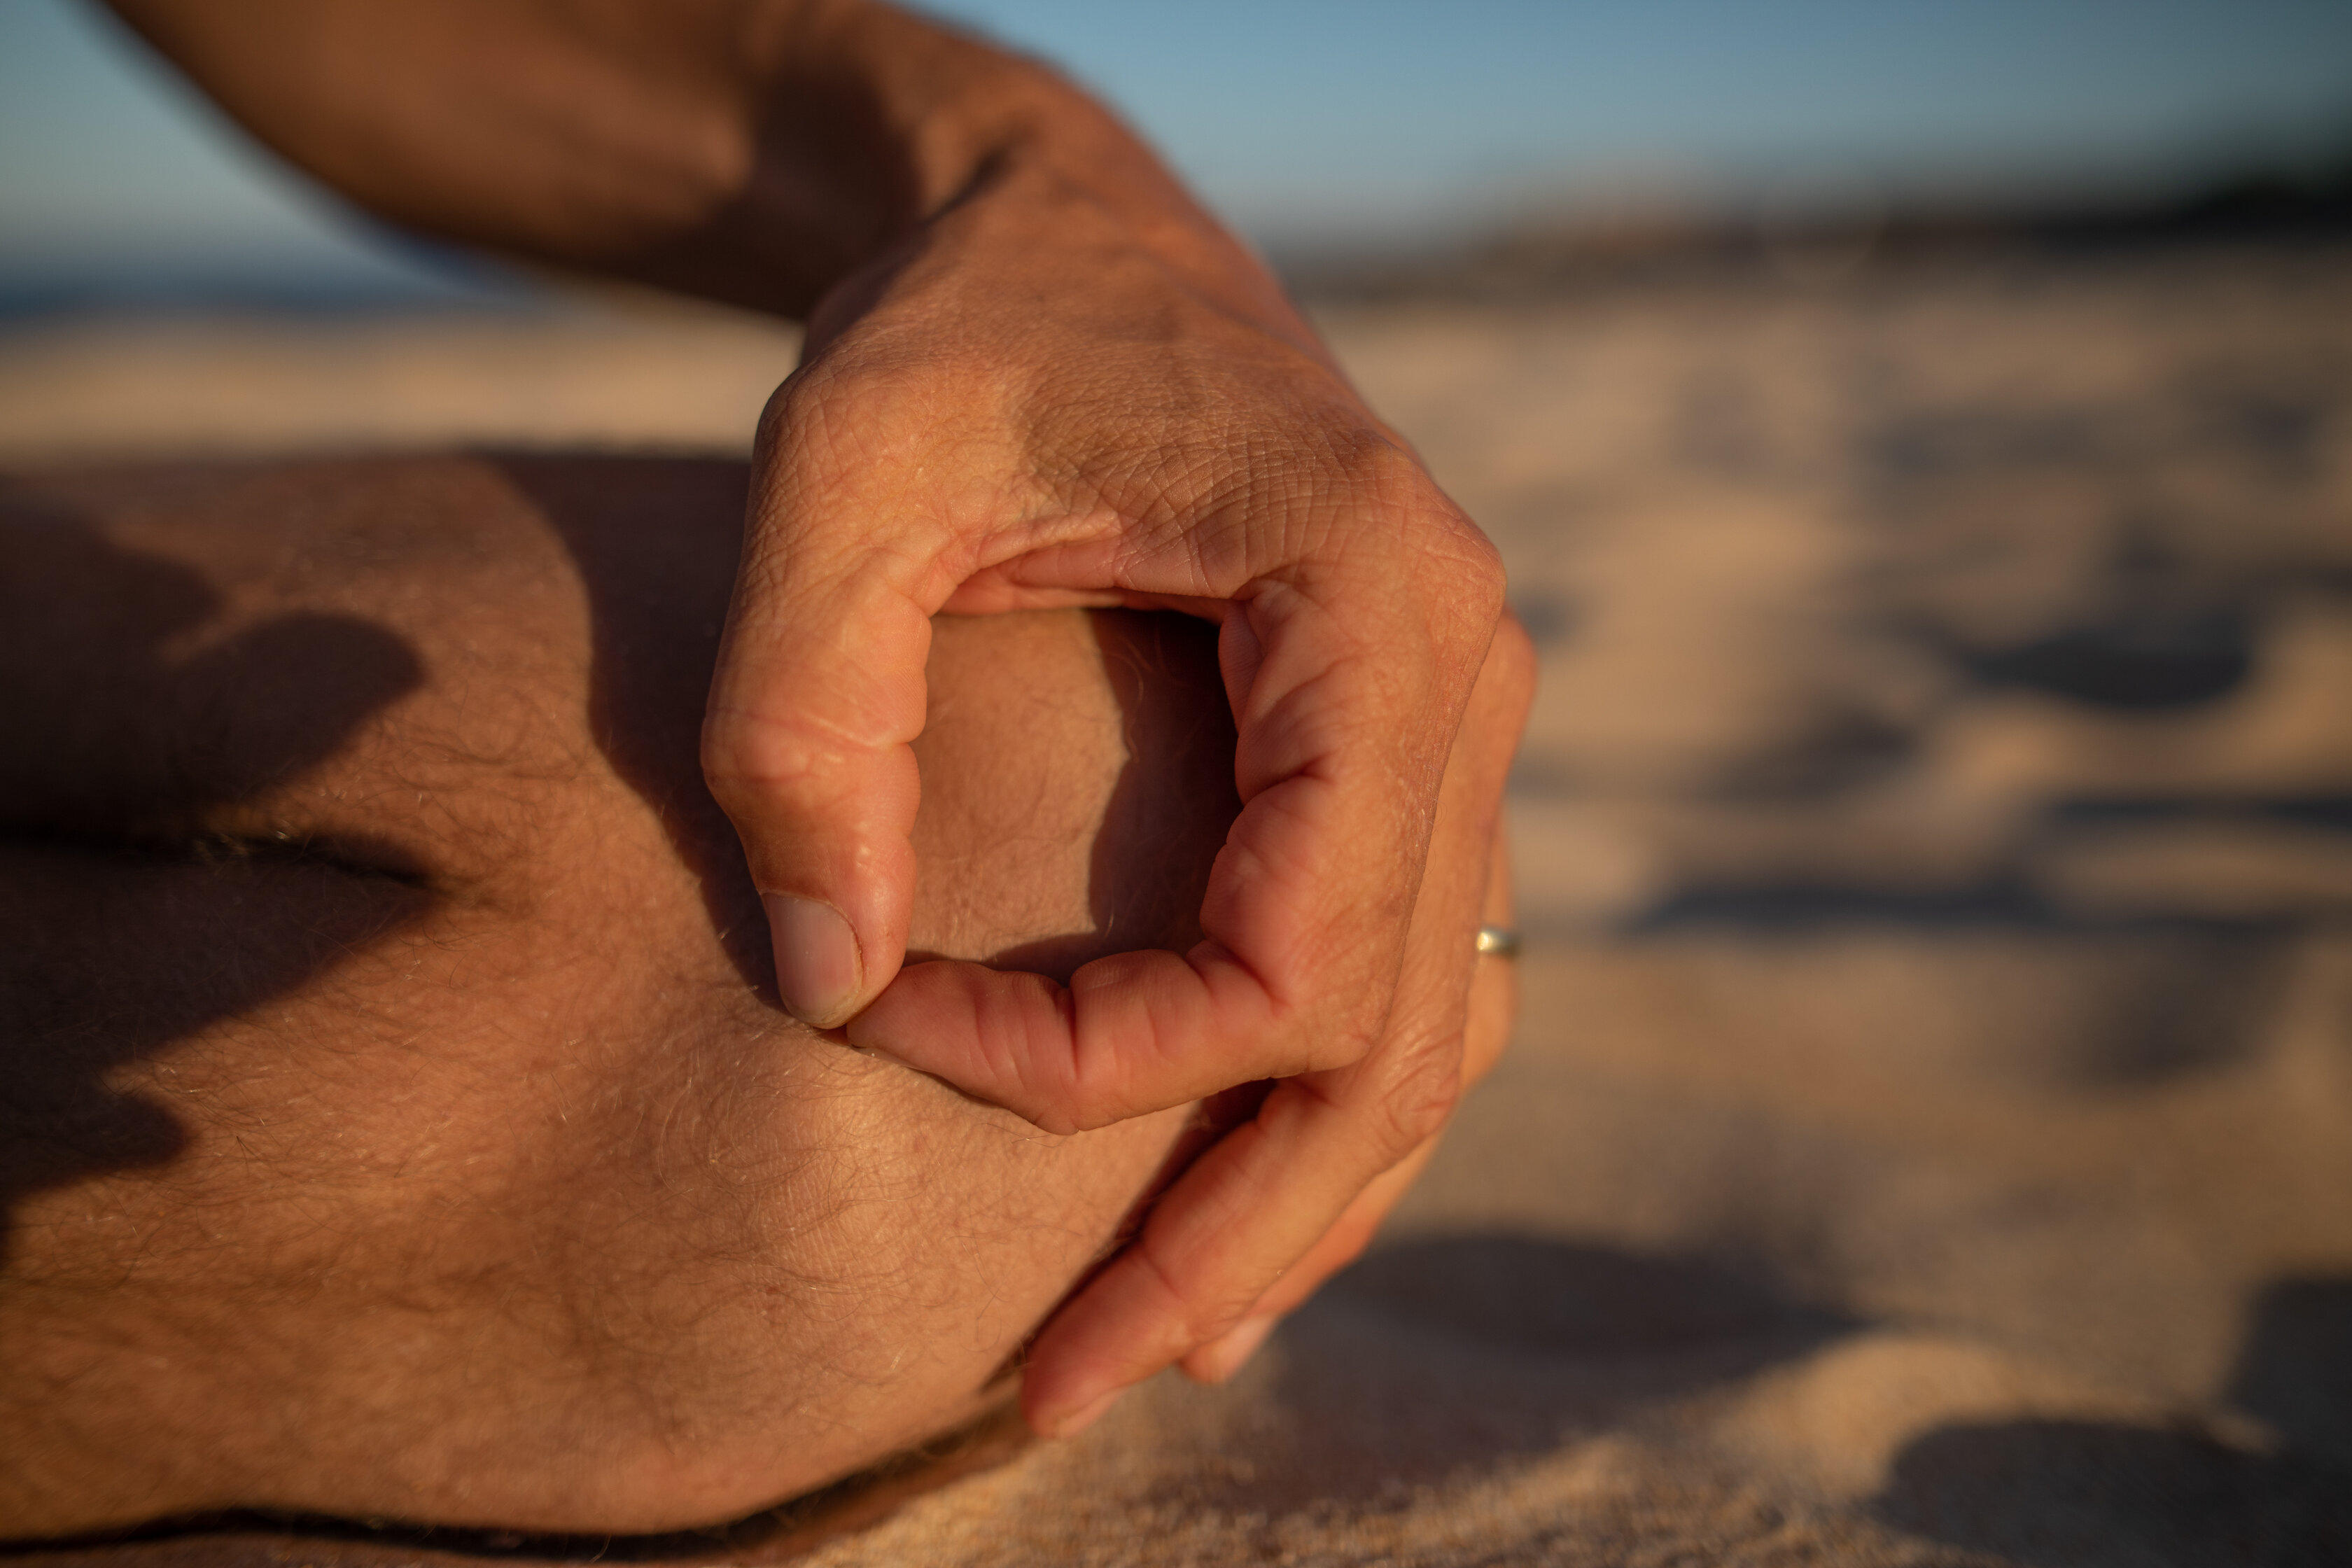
(702, 550), (934, 1028)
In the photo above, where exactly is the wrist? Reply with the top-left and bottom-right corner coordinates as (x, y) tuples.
(767, 3), (1303, 342)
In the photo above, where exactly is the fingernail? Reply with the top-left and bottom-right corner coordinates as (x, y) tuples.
(1042, 1385), (1125, 1440)
(1195, 1315), (1278, 1384)
(765, 894), (860, 1026)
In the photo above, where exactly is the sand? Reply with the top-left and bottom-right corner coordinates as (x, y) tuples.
(6, 244), (2350, 1564)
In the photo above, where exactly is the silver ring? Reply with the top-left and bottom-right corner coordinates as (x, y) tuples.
(1475, 925), (1521, 959)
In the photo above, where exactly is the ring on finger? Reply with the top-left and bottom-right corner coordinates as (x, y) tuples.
(1474, 925), (1520, 959)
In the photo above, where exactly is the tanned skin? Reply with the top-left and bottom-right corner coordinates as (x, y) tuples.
(100, 0), (1525, 1443)
(0, 454), (1525, 1534)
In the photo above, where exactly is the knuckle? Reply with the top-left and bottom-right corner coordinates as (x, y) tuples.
(698, 708), (834, 809)
(1382, 490), (1506, 649)
(1344, 432), (1434, 498)
(752, 360), (889, 484)
(1135, 1240), (1253, 1345)
(1371, 1046), (1462, 1157)
(1303, 419), (1445, 517)
(753, 363), (832, 456)
(1302, 1006), (1387, 1076)
(1041, 1079), (1136, 1137)
(1029, 1107), (1090, 1138)
(698, 712), (772, 793)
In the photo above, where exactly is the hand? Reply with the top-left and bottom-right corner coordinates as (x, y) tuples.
(102, 0), (1530, 1441)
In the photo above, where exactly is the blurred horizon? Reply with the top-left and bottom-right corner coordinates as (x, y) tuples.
(3, 0), (2349, 314)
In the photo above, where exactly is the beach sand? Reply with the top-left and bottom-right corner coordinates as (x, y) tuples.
(7, 243), (2350, 1564)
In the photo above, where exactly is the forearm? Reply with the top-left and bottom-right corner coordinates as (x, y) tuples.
(104, 0), (1287, 327)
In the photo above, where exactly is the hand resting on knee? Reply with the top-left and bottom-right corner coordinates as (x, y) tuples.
(0, 454), (1518, 1536)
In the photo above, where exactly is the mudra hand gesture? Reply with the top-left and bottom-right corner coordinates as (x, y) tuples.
(113, 0), (1530, 1436)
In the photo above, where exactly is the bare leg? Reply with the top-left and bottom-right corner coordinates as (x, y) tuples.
(0, 454), (1239, 1533)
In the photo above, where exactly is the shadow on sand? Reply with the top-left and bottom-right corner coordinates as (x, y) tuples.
(1876, 1274), (2352, 1566)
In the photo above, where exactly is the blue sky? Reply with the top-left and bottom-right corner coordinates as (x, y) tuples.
(2, 0), (2348, 301)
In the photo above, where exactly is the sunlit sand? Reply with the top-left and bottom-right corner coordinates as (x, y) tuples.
(8, 239), (2349, 1564)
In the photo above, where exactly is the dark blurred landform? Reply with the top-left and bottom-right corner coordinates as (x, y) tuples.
(4, 155), (2351, 1566)
(1280, 146), (2352, 302)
